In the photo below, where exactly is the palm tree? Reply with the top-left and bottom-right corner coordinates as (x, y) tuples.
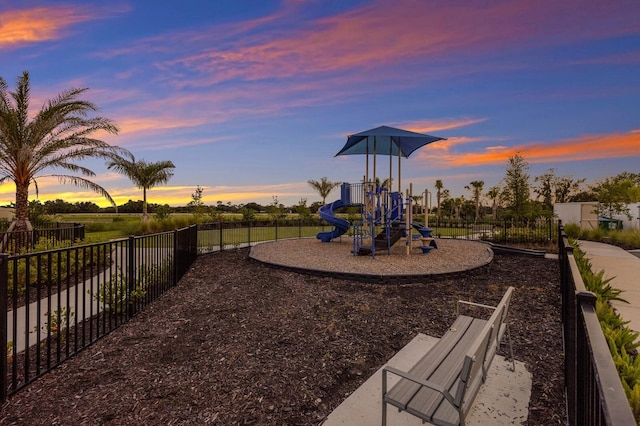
(465, 180), (484, 223)
(486, 186), (500, 220)
(307, 177), (341, 205)
(108, 154), (175, 222)
(0, 71), (122, 234)
(435, 179), (444, 219)
(411, 194), (423, 214)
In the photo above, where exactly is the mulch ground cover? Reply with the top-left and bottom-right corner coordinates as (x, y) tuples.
(0, 248), (565, 425)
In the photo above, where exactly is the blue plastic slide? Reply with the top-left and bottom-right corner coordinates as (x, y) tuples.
(316, 199), (350, 242)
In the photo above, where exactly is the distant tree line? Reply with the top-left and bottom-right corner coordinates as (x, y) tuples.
(7, 197), (324, 220)
(433, 154), (640, 221)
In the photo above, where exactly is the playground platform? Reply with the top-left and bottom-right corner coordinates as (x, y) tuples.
(249, 237), (493, 283)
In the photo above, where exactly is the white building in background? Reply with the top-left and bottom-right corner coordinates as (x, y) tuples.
(554, 202), (640, 230)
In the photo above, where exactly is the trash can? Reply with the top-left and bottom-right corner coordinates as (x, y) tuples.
(599, 216), (623, 230)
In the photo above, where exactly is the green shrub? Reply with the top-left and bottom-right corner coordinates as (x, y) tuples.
(573, 227), (640, 249)
(92, 270), (144, 314)
(605, 325), (640, 355)
(563, 223), (581, 238)
(154, 205), (172, 221)
(7, 237), (106, 297)
(597, 300), (627, 329)
(624, 381), (640, 424)
(92, 257), (173, 314)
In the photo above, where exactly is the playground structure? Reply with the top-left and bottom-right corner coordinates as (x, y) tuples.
(315, 125), (445, 258)
(316, 182), (437, 257)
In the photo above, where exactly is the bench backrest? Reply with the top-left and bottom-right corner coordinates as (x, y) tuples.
(453, 286), (514, 410)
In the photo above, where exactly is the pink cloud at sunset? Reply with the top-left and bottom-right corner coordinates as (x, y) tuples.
(0, 7), (95, 47)
(400, 118), (488, 134)
(2, 1), (638, 207)
(170, 0), (638, 85)
(116, 117), (208, 135)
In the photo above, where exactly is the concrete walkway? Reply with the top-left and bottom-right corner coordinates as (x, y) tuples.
(323, 333), (532, 425)
(578, 241), (640, 337)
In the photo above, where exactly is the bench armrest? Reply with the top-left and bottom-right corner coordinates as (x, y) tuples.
(382, 366), (457, 407)
(456, 300), (496, 316)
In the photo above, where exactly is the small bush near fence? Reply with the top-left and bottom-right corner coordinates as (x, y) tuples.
(92, 257), (173, 315)
(564, 224), (640, 250)
(7, 237), (106, 297)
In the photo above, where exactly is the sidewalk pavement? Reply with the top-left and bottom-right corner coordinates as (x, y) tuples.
(577, 241), (640, 336)
(323, 333), (531, 426)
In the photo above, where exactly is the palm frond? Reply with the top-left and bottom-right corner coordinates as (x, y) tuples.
(51, 175), (116, 207)
(0, 71), (123, 221)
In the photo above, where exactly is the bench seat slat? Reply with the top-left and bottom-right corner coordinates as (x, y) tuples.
(385, 316), (486, 414)
(381, 287), (515, 426)
(384, 315), (473, 409)
(404, 320), (487, 423)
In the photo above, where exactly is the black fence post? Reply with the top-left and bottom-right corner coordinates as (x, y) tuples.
(248, 221), (251, 247)
(502, 219), (507, 244)
(173, 230), (178, 285)
(219, 222), (224, 251)
(275, 219), (278, 242)
(0, 253), (7, 402)
(190, 224), (197, 265)
(127, 236), (136, 318)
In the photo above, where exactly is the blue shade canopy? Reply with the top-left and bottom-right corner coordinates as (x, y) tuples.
(335, 125), (445, 158)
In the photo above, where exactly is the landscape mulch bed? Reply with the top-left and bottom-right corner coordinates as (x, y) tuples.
(0, 248), (565, 425)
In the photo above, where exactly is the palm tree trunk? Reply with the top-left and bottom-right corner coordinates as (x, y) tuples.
(142, 187), (149, 222)
(2, 181), (34, 253)
(14, 181), (33, 232)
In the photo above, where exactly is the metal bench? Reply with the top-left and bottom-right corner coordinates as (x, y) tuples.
(382, 287), (515, 426)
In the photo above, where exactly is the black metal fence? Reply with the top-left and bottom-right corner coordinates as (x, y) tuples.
(2, 218), (635, 423)
(428, 218), (557, 245)
(0, 225), (197, 400)
(0, 222), (85, 254)
(196, 218), (327, 253)
(559, 224), (635, 425)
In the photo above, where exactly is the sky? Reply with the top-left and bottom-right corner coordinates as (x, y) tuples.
(1, 0), (639, 208)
